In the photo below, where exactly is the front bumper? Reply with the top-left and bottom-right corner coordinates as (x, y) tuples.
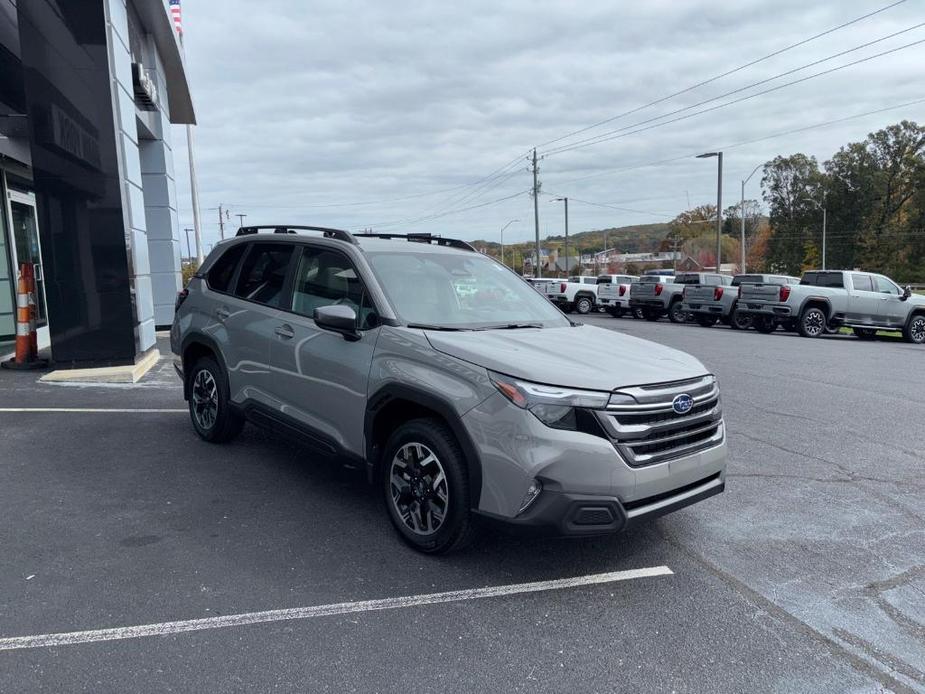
(476, 472), (724, 537)
(463, 391), (727, 537)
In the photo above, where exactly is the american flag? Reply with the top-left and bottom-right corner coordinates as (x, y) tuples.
(169, 0), (182, 36)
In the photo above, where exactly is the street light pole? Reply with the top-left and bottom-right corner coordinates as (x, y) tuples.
(822, 206), (827, 270)
(740, 163), (762, 274)
(184, 227), (193, 262)
(500, 219), (519, 268)
(697, 151), (723, 272)
(552, 198), (569, 276)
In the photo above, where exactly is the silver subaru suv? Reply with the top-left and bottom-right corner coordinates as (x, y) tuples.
(171, 227), (727, 553)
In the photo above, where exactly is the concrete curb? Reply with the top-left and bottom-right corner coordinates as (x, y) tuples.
(40, 349), (161, 384)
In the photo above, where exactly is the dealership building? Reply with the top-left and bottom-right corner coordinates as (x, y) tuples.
(0, 0), (194, 369)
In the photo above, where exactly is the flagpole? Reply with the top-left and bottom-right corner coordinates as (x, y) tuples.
(174, 5), (204, 265)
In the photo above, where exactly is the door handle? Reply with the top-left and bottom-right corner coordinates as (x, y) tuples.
(275, 324), (295, 339)
(215, 307), (231, 321)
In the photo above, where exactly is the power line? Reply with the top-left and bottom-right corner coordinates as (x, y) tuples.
(548, 96), (925, 188)
(545, 194), (670, 219)
(364, 189), (530, 230)
(535, 0), (908, 150)
(543, 27), (925, 157)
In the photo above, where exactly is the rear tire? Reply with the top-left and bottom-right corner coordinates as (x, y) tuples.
(753, 316), (777, 334)
(903, 314), (925, 344)
(667, 301), (687, 324)
(798, 307), (827, 338)
(381, 418), (475, 554)
(853, 327), (877, 340)
(575, 296), (593, 315)
(187, 356), (244, 443)
(729, 307), (752, 331)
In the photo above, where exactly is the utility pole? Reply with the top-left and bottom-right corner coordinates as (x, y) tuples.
(217, 204), (226, 240)
(603, 229), (609, 274)
(184, 227), (193, 262)
(236, 213), (247, 229)
(532, 148), (541, 278)
(740, 163), (762, 274)
(822, 207), (827, 270)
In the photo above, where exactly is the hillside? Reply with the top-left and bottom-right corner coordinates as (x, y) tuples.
(472, 222), (672, 256)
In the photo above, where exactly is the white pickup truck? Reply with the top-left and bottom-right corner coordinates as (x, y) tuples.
(596, 274), (639, 317)
(542, 274), (631, 314)
(737, 269), (925, 343)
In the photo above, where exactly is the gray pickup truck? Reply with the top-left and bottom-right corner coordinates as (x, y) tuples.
(736, 269), (925, 343)
(682, 274), (798, 330)
(630, 273), (725, 323)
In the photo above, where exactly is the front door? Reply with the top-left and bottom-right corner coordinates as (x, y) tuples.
(269, 245), (380, 459)
(6, 189), (49, 349)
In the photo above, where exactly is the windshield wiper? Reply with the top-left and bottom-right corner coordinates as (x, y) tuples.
(477, 323), (545, 330)
(406, 323), (469, 331)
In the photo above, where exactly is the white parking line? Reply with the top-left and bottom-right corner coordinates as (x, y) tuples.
(0, 408), (186, 413)
(0, 566), (672, 651)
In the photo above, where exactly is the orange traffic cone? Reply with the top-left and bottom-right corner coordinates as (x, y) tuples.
(1, 263), (48, 370)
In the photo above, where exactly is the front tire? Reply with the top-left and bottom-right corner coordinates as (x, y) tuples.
(696, 315), (718, 327)
(574, 296), (593, 315)
(753, 316), (777, 334)
(903, 314), (925, 344)
(188, 356), (244, 443)
(606, 307), (624, 318)
(382, 418), (474, 554)
(798, 307), (827, 338)
(632, 308), (645, 320)
(642, 308), (660, 322)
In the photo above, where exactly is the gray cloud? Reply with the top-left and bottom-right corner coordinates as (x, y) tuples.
(172, 0), (925, 250)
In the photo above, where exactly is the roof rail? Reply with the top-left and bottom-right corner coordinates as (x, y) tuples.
(353, 232), (476, 252)
(235, 225), (357, 244)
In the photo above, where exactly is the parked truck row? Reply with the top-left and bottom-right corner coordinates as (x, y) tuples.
(530, 269), (925, 344)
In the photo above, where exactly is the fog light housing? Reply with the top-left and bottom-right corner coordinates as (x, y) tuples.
(519, 479), (543, 514)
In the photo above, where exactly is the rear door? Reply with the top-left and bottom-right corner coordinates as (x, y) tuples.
(220, 241), (297, 406)
(848, 273), (879, 324)
(268, 245), (381, 458)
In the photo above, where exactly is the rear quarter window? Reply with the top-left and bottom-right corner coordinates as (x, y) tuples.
(207, 244), (247, 293)
(801, 272), (844, 288)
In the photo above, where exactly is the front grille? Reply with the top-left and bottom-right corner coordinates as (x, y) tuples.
(595, 375), (725, 467)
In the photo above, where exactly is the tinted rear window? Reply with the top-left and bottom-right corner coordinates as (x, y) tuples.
(234, 243), (296, 308)
(638, 276), (663, 283)
(733, 274), (764, 286)
(801, 272), (844, 288)
(207, 244), (247, 293)
(675, 274), (701, 284)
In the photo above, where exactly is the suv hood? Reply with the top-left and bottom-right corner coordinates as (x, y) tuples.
(424, 324), (708, 391)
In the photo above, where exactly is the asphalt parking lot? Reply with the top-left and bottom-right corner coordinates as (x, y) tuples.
(1, 324), (923, 693)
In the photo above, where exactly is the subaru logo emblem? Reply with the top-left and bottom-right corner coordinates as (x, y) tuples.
(672, 394), (694, 415)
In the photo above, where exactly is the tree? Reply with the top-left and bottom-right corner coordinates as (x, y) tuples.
(762, 154), (825, 274)
(723, 199), (763, 263)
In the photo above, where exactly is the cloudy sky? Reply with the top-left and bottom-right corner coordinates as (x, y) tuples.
(171, 0), (925, 251)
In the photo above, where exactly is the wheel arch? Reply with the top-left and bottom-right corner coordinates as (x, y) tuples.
(800, 297), (832, 319)
(365, 385), (483, 508)
(180, 333), (227, 401)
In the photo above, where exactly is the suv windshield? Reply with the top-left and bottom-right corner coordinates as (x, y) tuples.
(365, 250), (570, 329)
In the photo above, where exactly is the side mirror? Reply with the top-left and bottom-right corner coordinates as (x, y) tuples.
(314, 304), (360, 341)
(902, 285), (912, 301)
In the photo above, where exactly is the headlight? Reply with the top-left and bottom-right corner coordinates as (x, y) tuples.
(488, 371), (611, 429)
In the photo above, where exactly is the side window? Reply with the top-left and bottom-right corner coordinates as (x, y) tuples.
(206, 244), (246, 293)
(290, 248), (376, 329)
(233, 243), (295, 308)
(875, 276), (900, 295)
(851, 273), (873, 292)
